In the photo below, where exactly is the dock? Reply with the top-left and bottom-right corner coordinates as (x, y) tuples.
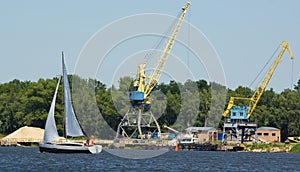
(178, 142), (218, 151)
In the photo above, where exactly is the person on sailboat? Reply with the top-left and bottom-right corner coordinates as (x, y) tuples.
(91, 135), (95, 145)
(85, 136), (90, 146)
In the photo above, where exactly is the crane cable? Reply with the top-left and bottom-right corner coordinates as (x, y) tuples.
(143, 10), (182, 66)
(186, 5), (191, 69)
(291, 58), (294, 90)
(249, 45), (280, 88)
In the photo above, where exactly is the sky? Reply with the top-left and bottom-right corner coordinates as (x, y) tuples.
(1, 0), (300, 92)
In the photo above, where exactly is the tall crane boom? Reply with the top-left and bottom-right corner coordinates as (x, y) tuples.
(131, 2), (190, 106)
(247, 41), (293, 118)
(144, 2), (190, 99)
(223, 41), (294, 119)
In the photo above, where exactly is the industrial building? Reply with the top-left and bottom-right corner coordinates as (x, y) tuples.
(184, 127), (218, 142)
(257, 127), (281, 142)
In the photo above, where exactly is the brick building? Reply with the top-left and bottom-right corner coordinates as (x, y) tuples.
(257, 127), (281, 142)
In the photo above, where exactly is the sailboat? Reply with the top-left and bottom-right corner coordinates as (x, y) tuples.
(39, 53), (102, 154)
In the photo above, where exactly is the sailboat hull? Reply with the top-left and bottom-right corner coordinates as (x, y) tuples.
(39, 143), (102, 154)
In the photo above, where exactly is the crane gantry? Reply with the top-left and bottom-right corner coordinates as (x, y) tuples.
(116, 2), (191, 140)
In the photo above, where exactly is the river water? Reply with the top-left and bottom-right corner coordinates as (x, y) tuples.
(0, 147), (299, 171)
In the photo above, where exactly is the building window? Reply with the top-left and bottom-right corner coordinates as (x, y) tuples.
(240, 112), (243, 116)
(272, 133), (276, 136)
(257, 133), (262, 136)
(233, 112), (236, 116)
(264, 133), (269, 136)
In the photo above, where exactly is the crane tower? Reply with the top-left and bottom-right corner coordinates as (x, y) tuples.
(222, 41), (293, 145)
(115, 2), (191, 140)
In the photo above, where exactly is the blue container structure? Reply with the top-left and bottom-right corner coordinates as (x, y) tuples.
(217, 133), (223, 141)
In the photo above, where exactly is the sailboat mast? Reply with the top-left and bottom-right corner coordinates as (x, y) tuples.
(62, 51), (66, 140)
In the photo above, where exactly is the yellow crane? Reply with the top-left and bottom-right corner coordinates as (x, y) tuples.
(223, 41), (294, 120)
(130, 2), (190, 108)
(116, 2), (190, 140)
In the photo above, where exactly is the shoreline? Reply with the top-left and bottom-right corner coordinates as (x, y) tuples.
(1, 137), (300, 153)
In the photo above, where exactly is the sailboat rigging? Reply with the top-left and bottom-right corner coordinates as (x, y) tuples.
(39, 52), (102, 154)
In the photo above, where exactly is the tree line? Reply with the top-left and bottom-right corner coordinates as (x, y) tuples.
(0, 77), (299, 141)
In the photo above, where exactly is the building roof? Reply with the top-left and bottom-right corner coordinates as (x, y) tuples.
(258, 126), (280, 131)
(185, 127), (216, 131)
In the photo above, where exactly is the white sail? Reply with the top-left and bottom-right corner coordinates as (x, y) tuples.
(43, 77), (61, 143)
(62, 54), (84, 137)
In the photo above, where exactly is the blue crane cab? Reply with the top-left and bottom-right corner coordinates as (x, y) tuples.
(228, 106), (249, 122)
